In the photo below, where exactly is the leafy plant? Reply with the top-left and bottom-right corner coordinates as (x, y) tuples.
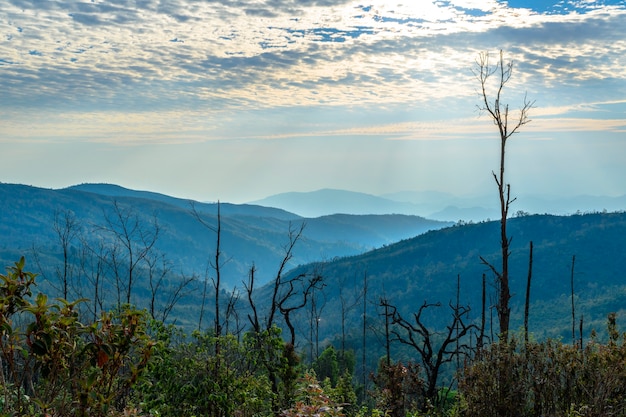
(0, 258), (154, 417)
(459, 318), (626, 417)
(282, 371), (345, 417)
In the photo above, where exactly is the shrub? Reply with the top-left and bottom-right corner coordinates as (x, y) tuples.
(0, 258), (154, 416)
(459, 321), (626, 417)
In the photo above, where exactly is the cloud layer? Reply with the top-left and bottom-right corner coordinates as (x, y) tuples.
(1, 1), (625, 201)
(2, 0), (625, 113)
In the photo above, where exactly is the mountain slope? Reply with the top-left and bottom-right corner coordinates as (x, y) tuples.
(0, 183), (449, 289)
(273, 212), (626, 344)
(66, 183), (301, 220)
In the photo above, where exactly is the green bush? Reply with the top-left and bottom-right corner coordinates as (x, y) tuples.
(0, 258), (154, 417)
(459, 323), (626, 417)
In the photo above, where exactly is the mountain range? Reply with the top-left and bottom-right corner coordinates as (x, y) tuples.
(251, 188), (626, 221)
(0, 182), (449, 289)
(275, 211), (626, 347)
(2, 182), (625, 344)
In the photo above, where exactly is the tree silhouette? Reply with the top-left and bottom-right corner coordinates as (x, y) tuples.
(475, 50), (534, 341)
(380, 299), (476, 407)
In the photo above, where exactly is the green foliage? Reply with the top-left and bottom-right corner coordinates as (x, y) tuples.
(282, 371), (345, 417)
(314, 346), (340, 386)
(0, 258), (154, 417)
(459, 320), (626, 417)
(322, 370), (358, 416)
(311, 346), (358, 415)
(137, 324), (297, 416)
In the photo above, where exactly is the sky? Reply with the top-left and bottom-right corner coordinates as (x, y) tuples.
(1, 0), (625, 204)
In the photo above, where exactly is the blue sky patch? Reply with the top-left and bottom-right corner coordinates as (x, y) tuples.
(501, 0), (626, 14)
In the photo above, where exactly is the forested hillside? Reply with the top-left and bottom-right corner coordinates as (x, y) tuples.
(2, 182), (626, 416)
(0, 182), (448, 291)
(277, 211), (626, 349)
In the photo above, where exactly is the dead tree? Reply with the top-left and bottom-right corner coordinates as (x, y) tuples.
(244, 221), (321, 344)
(338, 273), (363, 371)
(380, 299), (476, 407)
(53, 210), (80, 300)
(245, 264), (261, 333)
(191, 201), (226, 356)
(475, 50), (534, 341)
(361, 271), (369, 403)
(244, 221), (319, 411)
(144, 250), (196, 323)
(266, 222), (306, 330)
(224, 287), (243, 337)
(78, 236), (109, 322)
(524, 241), (534, 345)
(570, 255), (576, 346)
(308, 282), (327, 362)
(477, 273), (487, 351)
(278, 271), (324, 347)
(379, 297), (392, 367)
(100, 200), (160, 306)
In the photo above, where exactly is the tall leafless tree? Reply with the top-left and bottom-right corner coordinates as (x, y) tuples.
(247, 221), (322, 345)
(477, 273), (487, 351)
(379, 296), (392, 367)
(191, 201), (226, 358)
(224, 287), (243, 337)
(100, 200), (160, 306)
(570, 254), (577, 346)
(338, 273), (363, 355)
(361, 271), (368, 401)
(475, 50), (534, 341)
(78, 236), (109, 321)
(245, 264), (261, 333)
(310, 282), (326, 360)
(244, 221), (321, 412)
(53, 210), (80, 300)
(524, 241), (534, 345)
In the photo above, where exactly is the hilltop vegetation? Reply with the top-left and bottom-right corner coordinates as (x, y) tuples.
(4, 182), (625, 343)
(2, 182), (626, 416)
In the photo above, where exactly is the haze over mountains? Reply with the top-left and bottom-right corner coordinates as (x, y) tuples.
(251, 189), (626, 221)
(0, 182), (450, 289)
(1, 181), (625, 341)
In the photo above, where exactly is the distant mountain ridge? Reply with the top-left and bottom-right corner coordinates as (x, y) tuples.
(0, 182), (450, 288)
(249, 189), (421, 217)
(2, 182), (625, 342)
(66, 183), (301, 220)
(251, 188), (626, 221)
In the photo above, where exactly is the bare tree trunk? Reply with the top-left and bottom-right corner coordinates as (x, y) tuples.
(570, 255), (577, 346)
(579, 315), (584, 350)
(380, 299), (477, 408)
(198, 270), (209, 331)
(379, 297), (392, 367)
(456, 274), (461, 371)
(475, 50), (534, 341)
(361, 271), (368, 402)
(477, 273), (486, 351)
(53, 210), (80, 300)
(244, 264), (260, 333)
(191, 201), (223, 350)
(214, 202), (222, 343)
(101, 200), (160, 306)
(524, 241), (533, 344)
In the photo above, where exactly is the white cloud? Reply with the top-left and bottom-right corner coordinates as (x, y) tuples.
(1, 0), (625, 200)
(2, 0), (625, 114)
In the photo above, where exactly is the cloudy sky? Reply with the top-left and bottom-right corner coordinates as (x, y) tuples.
(1, 0), (625, 203)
